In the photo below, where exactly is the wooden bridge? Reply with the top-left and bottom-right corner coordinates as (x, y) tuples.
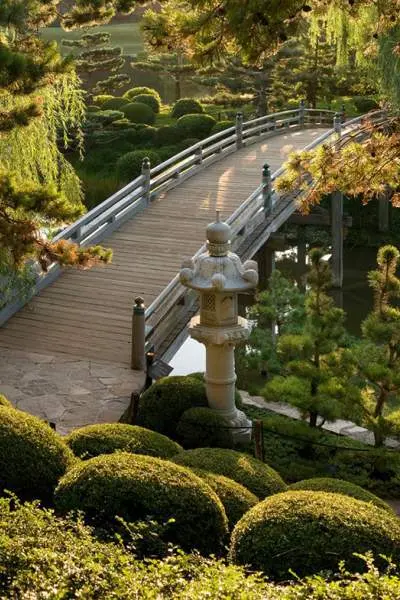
(0, 108), (379, 368)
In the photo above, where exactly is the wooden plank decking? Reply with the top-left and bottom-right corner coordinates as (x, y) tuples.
(0, 128), (328, 365)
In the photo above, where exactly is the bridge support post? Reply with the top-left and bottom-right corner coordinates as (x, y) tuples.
(142, 158), (151, 204)
(257, 244), (275, 289)
(333, 114), (342, 137)
(299, 99), (305, 127)
(379, 187), (390, 232)
(331, 191), (343, 288)
(262, 163), (272, 212)
(131, 296), (146, 371)
(236, 112), (243, 149)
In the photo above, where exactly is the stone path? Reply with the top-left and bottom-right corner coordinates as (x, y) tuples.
(240, 390), (400, 448)
(0, 346), (145, 435)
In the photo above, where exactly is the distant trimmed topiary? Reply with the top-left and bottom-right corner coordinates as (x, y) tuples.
(0, 395), (12, 407)
(86, 104), (100, 112)
(171, 98), (204, 119)
(66, 423), (182, 460)
(352, 96), (378, 113)
(55, 452), (228, 554)
(87, 110), (124, 126)
(121, 124), (157, 145)
(155, 125), (185, 146)
(133, 94), (161, 114)
(116, 149), (160, 183)
(211, 120), (235, 134)
(136, 376), (208, 439)
(172, 448), (287, 499)
(92, 94), (114, 107)
(0, 407), (75, 503)
(177, 407), (234, 449)
(178, 138), (201, 149)
(102, 96), (130, 111)
(289, 477), (393, 513)
(192, 468), (258, 529)
(122, 102), (156, 125)
(123, 87), (161, 103)
(176, 114), (216, 138)
(229, 490), (400, 580)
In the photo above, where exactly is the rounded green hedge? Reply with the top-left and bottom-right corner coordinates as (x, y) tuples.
(123, 87), (161, 103)
(192, 468), (258, 529)
(102, 96), (130, 111)
(55, 452), (228, 554)
(136, 376), (208, 439)
(289, 477), (393, 513)
(133, 93), (160, 114)
(211, 120), (235, 134)
(116, 149), (160, 182)
(230, 490), (400, 580)
(92, 94), (114, 107)
(122, 102), (155, 125)
(66, 423), (182, 460)
(0, 407), (75, 503)
(171, 98), (204, 119)
(0, 395), (12, 407)
(176, 114), (216, 138)
(122, 124), (157, 146)
(352, 96), (378, 113)
(155, 125), (184, 146)
(172, 448), (286, 499)
(88, 110), (124, 126)
(177, 407), (234, 449)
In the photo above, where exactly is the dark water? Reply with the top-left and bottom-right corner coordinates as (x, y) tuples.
(170, 245), (378, 374)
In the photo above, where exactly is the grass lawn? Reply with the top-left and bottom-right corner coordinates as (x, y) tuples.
(40, 23), (144, 56)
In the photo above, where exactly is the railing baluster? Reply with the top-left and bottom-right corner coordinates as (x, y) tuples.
(236, 112), (243, 149)
(142, 157), (151, 204)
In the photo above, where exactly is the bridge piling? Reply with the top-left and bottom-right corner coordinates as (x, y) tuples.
(131, 296), (146, 371)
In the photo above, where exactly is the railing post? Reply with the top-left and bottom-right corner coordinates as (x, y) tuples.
(131, 296), (146, 371)
(299, 99), (305, 127)
(236, 112), (243, 149)
(341, 103), (346, 123)
(142, 157), (151, 204)
(333, 113), (342, 137)
(262, 163), (272, 213)
(195, 146), (203, 165)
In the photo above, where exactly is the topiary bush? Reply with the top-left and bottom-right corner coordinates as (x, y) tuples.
(289, 477), (393, 513)
(177, 407), (234, 449)
(0, 395), (11, 407)
(123, 86), (161, 103)
(352, 96), (379, 113)
(0, 407), (75, 503)
(192, 468), (258, 529)
(155, 125), (185, 146)
(178, 137), (201, 149)
(136, 376), (208, 439)
(116, 149), (160, 183)
(66, 423), (182, 460)
(92, 94), (114, 107)
(121, 124), (157, 146)
(230, 490), (400, 580)
(176, 114), (216, 138)
(171, 98), (204, 119)
(102, 96), (130, 111)
(211, 120), (235, 134)
(122, 102), (156, 125)
(133, 93), (161, 114)
(55, 452), (228, 555)
(86, 104), (100, 112)
(87, 110), (124, 126)
(172, 448), (287, 498)
(157, 145), (181, 162)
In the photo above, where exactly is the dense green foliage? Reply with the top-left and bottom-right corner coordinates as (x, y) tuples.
(171, 98), (204, 118)
(66, 423), (182, 460)
(176, 114), (216, 138)
(116, 149), (160, 182)
(0, 406), (75, 503)
(55, 452), (228, 555)
(177, 407), (234, 449)
(230, 490), (400, 580)
(123, 87), (162, 103)
(133, 94), (161, 113)
(0, 395), (11, 408)
(172, 448), (287, 499)
(122, 102), (156, 125)
(102, 97), (130, 111)
(155, 125), (185, 145)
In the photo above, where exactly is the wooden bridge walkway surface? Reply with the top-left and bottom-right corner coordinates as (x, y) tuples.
(0, 127), (328, 366)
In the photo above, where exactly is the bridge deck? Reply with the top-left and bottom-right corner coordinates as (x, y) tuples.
(0, 128), (327, 366)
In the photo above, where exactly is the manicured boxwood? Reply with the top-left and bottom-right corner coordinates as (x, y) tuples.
(352, 96), (378, 113)
(116, 149), (160, 183)
(122, 102), (156, 125)
(55, 452), (228, 555)
(92, 94), (114, 107)
(123, 86), (161, 103)
(171, 98), (204, 119)
(0, 395), (11, 407)
(87, 110), (124, 126)
(211, 120), (235, 134)
(0, 407), (75, 503)
(230, 490), (400, 580)
(133, 93), (161, 114)
(177, 407), (234, 449)
(172, 448), (287, 499)
(176, 114), (216, 138)
(136, 376), (208, 439)
(121, 124), (157, 145)
(102, 96), (130, 111)
(66, 423), (182, 460)
(192, 468), (258, 529)
(289, 477), (393, 512)
(155, 125), (185, 146)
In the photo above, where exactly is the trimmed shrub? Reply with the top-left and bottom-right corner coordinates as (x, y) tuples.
(0, 395), (11, 407)
(92, 94), (114, 107)
(116, 149), (160, 182)
(0, 407), (75, 503)
(178, 137), (201, 149)
(172, 448), (287, 498)
(192, 468), (258, 529)
(176, 114), (216, 138)
(122, 124), (157, 145)
(133, 93), (161, 114)
(110, 118), (132, 128)
(157, 145), (181, 162)
(289, 477), (393, 512)
(66, 423), (182, 460)
(102, 96), (130, 111)
(155, 125), (185, 146)
(87, 110), (124, 126)
(352, 96), (379, 113)
(211, 120), (235, 134)
(55, 452), (228, 554)
(230, 491), (400, 580)
(123, 86), (161, 103)
(86, 104), (100, 112)
(177, 407), (234, 449)
(122, 102), (156, 125)
(136, 376), (208, 439)
(171, 98), (204, 119)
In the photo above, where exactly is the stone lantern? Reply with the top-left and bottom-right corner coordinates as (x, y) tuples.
(179, 212), (258, 443)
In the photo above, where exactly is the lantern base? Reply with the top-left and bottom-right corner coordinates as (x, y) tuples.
(215, 408), (252, 445)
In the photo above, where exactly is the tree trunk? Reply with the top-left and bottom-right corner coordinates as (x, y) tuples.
(309, 411), (318, 427)
(257, 80), (268, 116)
(373, 388), (388, 447)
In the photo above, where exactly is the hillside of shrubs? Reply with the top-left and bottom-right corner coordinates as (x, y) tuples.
(1, 371), (400, 596)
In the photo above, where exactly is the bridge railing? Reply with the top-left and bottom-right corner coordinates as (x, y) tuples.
(0, 106), (348, 327)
